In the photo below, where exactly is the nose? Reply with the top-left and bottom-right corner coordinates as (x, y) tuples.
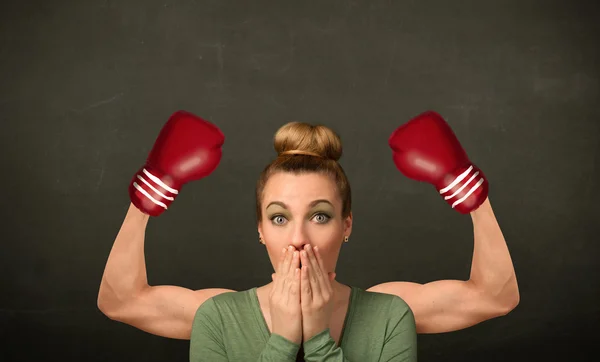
(288, 224), (309, 251)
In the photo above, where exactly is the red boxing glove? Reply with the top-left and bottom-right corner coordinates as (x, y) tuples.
(128, 111), (225, 217)
(388, 111), (488, 214)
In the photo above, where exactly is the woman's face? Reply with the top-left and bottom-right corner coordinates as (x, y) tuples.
(258, 172), (352, 275)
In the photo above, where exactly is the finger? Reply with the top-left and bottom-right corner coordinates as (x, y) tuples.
(286, 253), (300, 304)
(289, 266), (300, 303)
(302, 249), (322, 298)
(289, 250), (300, 275)
(305, 246), (321, 279)
(286, 251), (299, 296)
(300, 258), (312, 305)
(305, 247), (324, 291)
(289, 248), (301, 277)
(272, 248), (287, 295)
(312, 246), (332, 293)
(312, 246), (327, 276)
(276, 247), (287, 274)
(281, 247), (294, 276)
(276, 248), (294, 294)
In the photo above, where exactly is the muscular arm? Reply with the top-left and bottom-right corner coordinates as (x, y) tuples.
(97, 203), (234, 340)
(367, 198), (520, 333)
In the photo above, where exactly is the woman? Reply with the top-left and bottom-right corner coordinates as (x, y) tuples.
(97, 111), (519, 361)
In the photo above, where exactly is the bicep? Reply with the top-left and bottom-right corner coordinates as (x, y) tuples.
(368, 280), (502, 334)
(106, 285), (235, 340)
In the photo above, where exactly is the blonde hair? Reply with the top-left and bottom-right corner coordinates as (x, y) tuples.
(255, 121), (352, 224)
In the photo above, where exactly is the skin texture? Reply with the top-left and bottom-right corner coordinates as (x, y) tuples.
(298, 242), (338, 342)
(258, 172), (352, 341)
(259, 172), (520, 336)
(98, 170), (518, 341)
(366, 197), (520, 333)
(258, 172), (352, 297)
(267, 242), (338, 343)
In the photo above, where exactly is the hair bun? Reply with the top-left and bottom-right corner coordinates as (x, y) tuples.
(273, 121), (343, 161)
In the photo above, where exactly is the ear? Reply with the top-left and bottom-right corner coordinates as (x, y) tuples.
(343, 211), (353, 236)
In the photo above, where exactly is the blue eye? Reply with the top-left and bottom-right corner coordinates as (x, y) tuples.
(271, 215), (287, 225)
(270, 213), (331, 225)
(313, 213), (331, 224)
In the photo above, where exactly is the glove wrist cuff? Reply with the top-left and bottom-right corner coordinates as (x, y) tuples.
(437, 164), (488, 214)
(128, 166), (180, 216)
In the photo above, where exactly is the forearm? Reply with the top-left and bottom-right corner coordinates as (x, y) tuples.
(302, 329), (350, 362)
(255, 334), (302, 362)
(98, 203), (150, 311)
(468, 198), (519, 307)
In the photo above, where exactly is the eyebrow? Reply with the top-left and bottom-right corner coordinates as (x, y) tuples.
(266, 199), (333, 209)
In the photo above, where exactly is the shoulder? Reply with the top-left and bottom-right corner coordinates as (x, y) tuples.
(194, 289), (249, 315)
(355, 287), (417, 342)
(191, 289), (254, 343)
(192, 289), (248, 326)
(193, 287), (256, 315)
(354, 286), (415, 321)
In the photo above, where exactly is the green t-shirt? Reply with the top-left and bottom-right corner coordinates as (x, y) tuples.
(189, 285), (417, 361)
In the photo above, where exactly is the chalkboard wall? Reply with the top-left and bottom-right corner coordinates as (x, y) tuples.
(1, 0), (598, 361)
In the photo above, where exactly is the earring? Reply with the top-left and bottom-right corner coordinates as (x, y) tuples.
(259, 237), (264, 244)
(344, 236), (349, 243)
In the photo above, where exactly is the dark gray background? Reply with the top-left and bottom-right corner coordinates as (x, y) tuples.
(1, 0), (598, 361)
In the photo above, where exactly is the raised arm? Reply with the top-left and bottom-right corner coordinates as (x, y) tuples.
(378, 111), (519, 333)
(98, 111), (232, 339)
(367, 198), (519, 333)
(97, 203), (235, 340)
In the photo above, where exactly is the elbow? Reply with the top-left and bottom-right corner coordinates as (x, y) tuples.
(505, 287), (520, 313)
(479, 278), (520, 317)
(97, 281), (149, 321)
(97, 283), (127, 321)
(503, 276), (520, 312)
(498, 293), (519, 316)
(496, 283), (520, 316)
(97, 293), (120, 320)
